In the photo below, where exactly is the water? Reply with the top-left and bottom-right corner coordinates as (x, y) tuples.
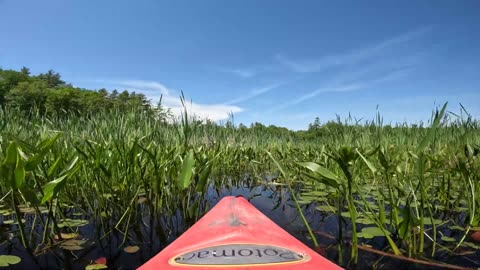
(1, 182), (479, 269)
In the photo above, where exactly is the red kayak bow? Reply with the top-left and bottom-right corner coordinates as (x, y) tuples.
(138, 196), (343, 269)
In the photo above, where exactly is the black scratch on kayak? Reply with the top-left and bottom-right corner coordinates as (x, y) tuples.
(229, 197), (247, 227)
(208, 197), (247, 227)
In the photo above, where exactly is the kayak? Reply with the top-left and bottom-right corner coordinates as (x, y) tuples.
(138, 196), (343, 270)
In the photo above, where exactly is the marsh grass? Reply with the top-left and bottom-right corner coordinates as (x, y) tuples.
(0, 103), (479, 269)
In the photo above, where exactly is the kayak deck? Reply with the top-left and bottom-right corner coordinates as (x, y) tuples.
(138, 196), (343, 269)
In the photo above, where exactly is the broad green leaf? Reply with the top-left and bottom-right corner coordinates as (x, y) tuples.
(0, 255), (21, 267)
(177, 149), (195, 190)
(298, 162), (342, 188)
(356, 149), (377, 174)
(25, 133), (62, 171)
(196, 164), (211, 192)
(47, 156), (62, 177)
(378, 148), (389, 170)
(41, 174), (68, 204)
(417, 102), (447, 152)
(13, 155), (25, 189)
(4, 142), (18, 166)
(19, 186), (40, 205)
(398, 204), (412, 239)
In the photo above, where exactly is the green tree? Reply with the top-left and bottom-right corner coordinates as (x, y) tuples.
(0, 69), (31, 105)
(6, 80), (49, 111)
(36, 70), (64, 88)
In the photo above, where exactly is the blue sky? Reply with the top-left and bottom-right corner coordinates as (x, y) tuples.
(1, 0), (479, 130)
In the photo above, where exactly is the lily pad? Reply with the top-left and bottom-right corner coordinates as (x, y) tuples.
(0, 255), (21, 267)
(60, 239), (87, 251)
(123, 245), (140, 253)
(85, 264), (108, 270)
(449, 225), (465, 231)
(54, 233), (79, 240)
(357, 226), (389, 239)
(137, 197), (148, 204)
(58, 219), (89, 228)
(94, 257), (107, 265)
(3, 219), (26, 225)
(0, 209), (13, 215)
(422, 218), (443, 225)
(356, 218), (375, 225)
(19, 207), (36, 214)
(441, 236), (456, 242)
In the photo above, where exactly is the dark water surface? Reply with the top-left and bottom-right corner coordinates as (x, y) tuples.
(1, 182), (479, 270)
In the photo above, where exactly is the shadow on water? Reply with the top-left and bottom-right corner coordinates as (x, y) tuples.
(1, 179), (479, 270)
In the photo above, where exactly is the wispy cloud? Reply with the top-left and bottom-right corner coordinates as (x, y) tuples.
(276, 27), (431, 73)
(212, 67), (257, 78)
(209, 65), (278, 78)
(90, 79), (243, 121)
(93, 79), (171, 95)
(269, 67), (411, 113)
(225, 82), (284, 105)
(267, 27), (431, 113)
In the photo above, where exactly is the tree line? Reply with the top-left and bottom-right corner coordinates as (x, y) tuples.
(3, 66), (433, 141)
(0, 67), (154, 115)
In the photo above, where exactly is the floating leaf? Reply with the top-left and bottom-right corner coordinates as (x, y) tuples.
(422, 217), (443, 225)
(19, 206), (36, 214)
(94, 257), (107, 265)
(3, 220), (14, 225)
(54, 233), (79, 240)
(60, 239), (87, 250)
(441, 236), (456, 242)
(123, 245), (140, 253)
(0, 255), (21, 267)
(58, 219), (89, 228)
(356, 218), (375, 225)
(3, 219), (25, 225)
(137, 197), (148, 204)
(449, 225), (465, 231)
(86, 264), (108, 270)
(0, 209), (13, 215)
(357, 226), (389, 239)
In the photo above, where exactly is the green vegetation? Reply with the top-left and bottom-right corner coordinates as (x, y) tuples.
(0, 67), (479, 269)
(0, 67), (154, 115)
